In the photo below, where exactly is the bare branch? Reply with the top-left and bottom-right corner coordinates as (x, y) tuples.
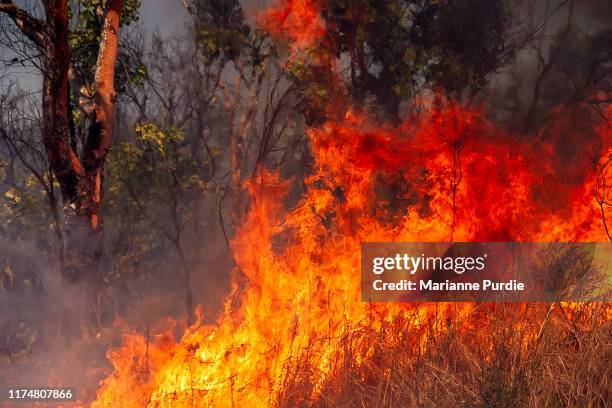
(0, 0), (46, 49)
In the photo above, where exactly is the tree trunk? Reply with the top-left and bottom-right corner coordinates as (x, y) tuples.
(229, 65), (265, 230)
(82, 0), (123, 230)
(68, 0), (124, 286)
(40, 0), (88, 281)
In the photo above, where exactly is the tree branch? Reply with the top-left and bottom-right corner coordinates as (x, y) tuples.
(0, 0), (46, 49)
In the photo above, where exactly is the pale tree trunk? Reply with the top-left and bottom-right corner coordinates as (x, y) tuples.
(219, 62), (241, 233)
(228, 63), (266, 230)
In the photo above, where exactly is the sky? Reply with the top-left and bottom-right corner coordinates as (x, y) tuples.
(4, 0), (608, 93)
(1, 0), (192, 91)
(139, 0), (190, 38)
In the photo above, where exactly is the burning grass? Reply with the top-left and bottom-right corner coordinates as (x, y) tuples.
(90, 105), (612, 407)
(277, 302), (611, 407)
(89, 2), (611, 405)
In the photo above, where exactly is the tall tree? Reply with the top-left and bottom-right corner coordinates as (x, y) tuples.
(0, 0), (128, 283)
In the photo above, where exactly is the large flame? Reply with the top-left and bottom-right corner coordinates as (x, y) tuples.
(91, 1), (611, 406)
(91, 102), (611, 407)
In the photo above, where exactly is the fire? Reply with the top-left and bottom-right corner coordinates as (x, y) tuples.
(90, 1), (611, 407)
(91, 103), (611, 407)
(258, 0), (325, 57)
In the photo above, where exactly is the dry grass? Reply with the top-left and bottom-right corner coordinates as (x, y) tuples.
(276, 303), (611, 408)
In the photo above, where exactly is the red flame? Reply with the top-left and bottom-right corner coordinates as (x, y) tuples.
(90, 102), (611, 407)
(258, 0), (325, 56)
(90, 1), (612, 406)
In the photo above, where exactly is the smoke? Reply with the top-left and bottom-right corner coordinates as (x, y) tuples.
(1, 0), (610, 405)
(0, 240), (105, 402)
(0, 226), (235, 403)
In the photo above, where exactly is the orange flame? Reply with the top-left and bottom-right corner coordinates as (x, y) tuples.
(91, 103), (611, 407)
(258, 0), (325, 57)
(91, 2), (612, 406)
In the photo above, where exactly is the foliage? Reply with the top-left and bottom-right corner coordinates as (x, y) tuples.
(188, 0), (251, 64)
(303, 0), (510, 117)
(105, 119), (213, 281)
(109, 121), (210, 215)
(540, 27), (612, 107)
(0, 174), (54, 245)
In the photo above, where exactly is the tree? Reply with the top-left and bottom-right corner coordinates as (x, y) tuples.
(106, 10), (306, 321)
(0, 0), (133, 284)
(275, 0), (512, 122)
